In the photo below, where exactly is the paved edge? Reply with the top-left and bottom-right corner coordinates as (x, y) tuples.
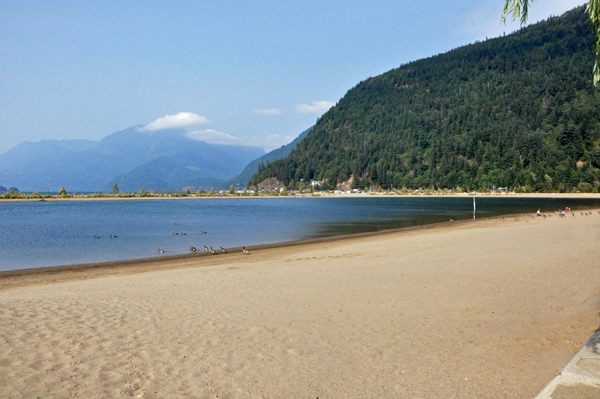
(535, 329), (600, 398)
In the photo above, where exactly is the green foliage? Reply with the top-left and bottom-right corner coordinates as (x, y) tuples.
(209, 187), (215, 196)
(229, 184), (235, 194)
(503, 1), (600, 85)
(58, 187), (67, 196)
(185, 187), (191, 195)
(112, 183), (119, 194)
(250, 8), (600, 193)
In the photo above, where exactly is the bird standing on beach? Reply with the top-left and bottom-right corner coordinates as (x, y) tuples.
(158, 248), (164, 253)
(243, 246), (250, 255)
(203, 245), (209, 252)
(190, 246), (196, 252)
(220, 246), (228, 253)
(210, 247), (217, 255)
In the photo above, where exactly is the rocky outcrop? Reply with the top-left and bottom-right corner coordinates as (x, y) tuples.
(258, 177), (284, 191)
(336, 175), (354, 191)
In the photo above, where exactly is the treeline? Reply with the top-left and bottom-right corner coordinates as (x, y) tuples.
(250, 7), (600, 192)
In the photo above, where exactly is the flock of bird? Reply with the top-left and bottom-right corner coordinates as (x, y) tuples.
(161, 225), (249, 255)
(94, 210), (600, 257)
(473, 210), (600, 223)
(93, 222), (251, 256)
(161, 244), (250, 256)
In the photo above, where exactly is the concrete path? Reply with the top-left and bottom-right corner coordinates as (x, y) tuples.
(535, 329), (600, 398)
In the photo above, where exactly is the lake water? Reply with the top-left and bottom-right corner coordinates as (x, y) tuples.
(1, 196), (600, 272)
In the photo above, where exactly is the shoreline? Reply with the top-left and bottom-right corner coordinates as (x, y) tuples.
(2, 206), (599, 283)
(2, 192), (600, 203)
(0, 215), (482, 289)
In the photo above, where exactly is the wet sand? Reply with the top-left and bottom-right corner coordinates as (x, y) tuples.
(1, 211), (600, 398)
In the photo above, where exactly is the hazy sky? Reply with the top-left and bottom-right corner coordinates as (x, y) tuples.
(0, 0), (587, 153)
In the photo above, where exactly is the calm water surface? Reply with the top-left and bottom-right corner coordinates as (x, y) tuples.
(1, 196), (600, 271)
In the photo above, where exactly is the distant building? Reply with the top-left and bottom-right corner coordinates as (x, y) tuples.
(311, 180), (324, 187)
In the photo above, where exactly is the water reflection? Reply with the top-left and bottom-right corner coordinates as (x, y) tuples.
(1, 196), (599, 271)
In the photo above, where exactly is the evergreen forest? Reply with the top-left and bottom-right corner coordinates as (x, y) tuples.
(250, 7), (600, 192)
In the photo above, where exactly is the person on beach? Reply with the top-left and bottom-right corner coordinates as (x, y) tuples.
(537, 209), (542, 216)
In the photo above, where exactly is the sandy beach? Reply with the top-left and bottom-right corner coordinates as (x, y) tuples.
(1, 212), (600, 398)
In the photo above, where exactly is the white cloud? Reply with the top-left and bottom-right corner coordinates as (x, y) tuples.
(187, 129), (294, 151)
(462, 0), (586, 41)
(186, 129), (238, 145)
(142, 112), (209, 131)
(253, 108), (283, 116)
(294, 100), (335, 115)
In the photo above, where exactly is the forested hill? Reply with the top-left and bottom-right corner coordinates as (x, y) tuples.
(250, 6), (600, 192)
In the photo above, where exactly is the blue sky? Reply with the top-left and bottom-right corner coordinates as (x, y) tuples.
(0, 0), (586, 153)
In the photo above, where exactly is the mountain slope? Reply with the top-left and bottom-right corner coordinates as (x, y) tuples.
(109, 144), (265, 191)
(251, 7), (600, 192)
(225, 126), (313, 188)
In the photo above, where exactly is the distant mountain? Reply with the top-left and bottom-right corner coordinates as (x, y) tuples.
(0, 139), (97, 166)
(251, 7), (600, 192)
(225, 126), (313, 189)
(0, 126), (264, 192)
(109, 144), (265, 192)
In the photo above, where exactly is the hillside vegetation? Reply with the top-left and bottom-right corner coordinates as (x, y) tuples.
(227, 126), (312, 189)
(250, 7), (600, 192)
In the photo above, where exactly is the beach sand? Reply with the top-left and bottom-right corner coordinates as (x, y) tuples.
(1, 212), (600, 398)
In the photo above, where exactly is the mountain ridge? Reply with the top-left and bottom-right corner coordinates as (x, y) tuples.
(224, 126), (313, 189)
(0, 126), (264, 192)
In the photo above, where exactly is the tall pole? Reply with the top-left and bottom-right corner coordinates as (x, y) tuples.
(473, 197), (476, 219)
